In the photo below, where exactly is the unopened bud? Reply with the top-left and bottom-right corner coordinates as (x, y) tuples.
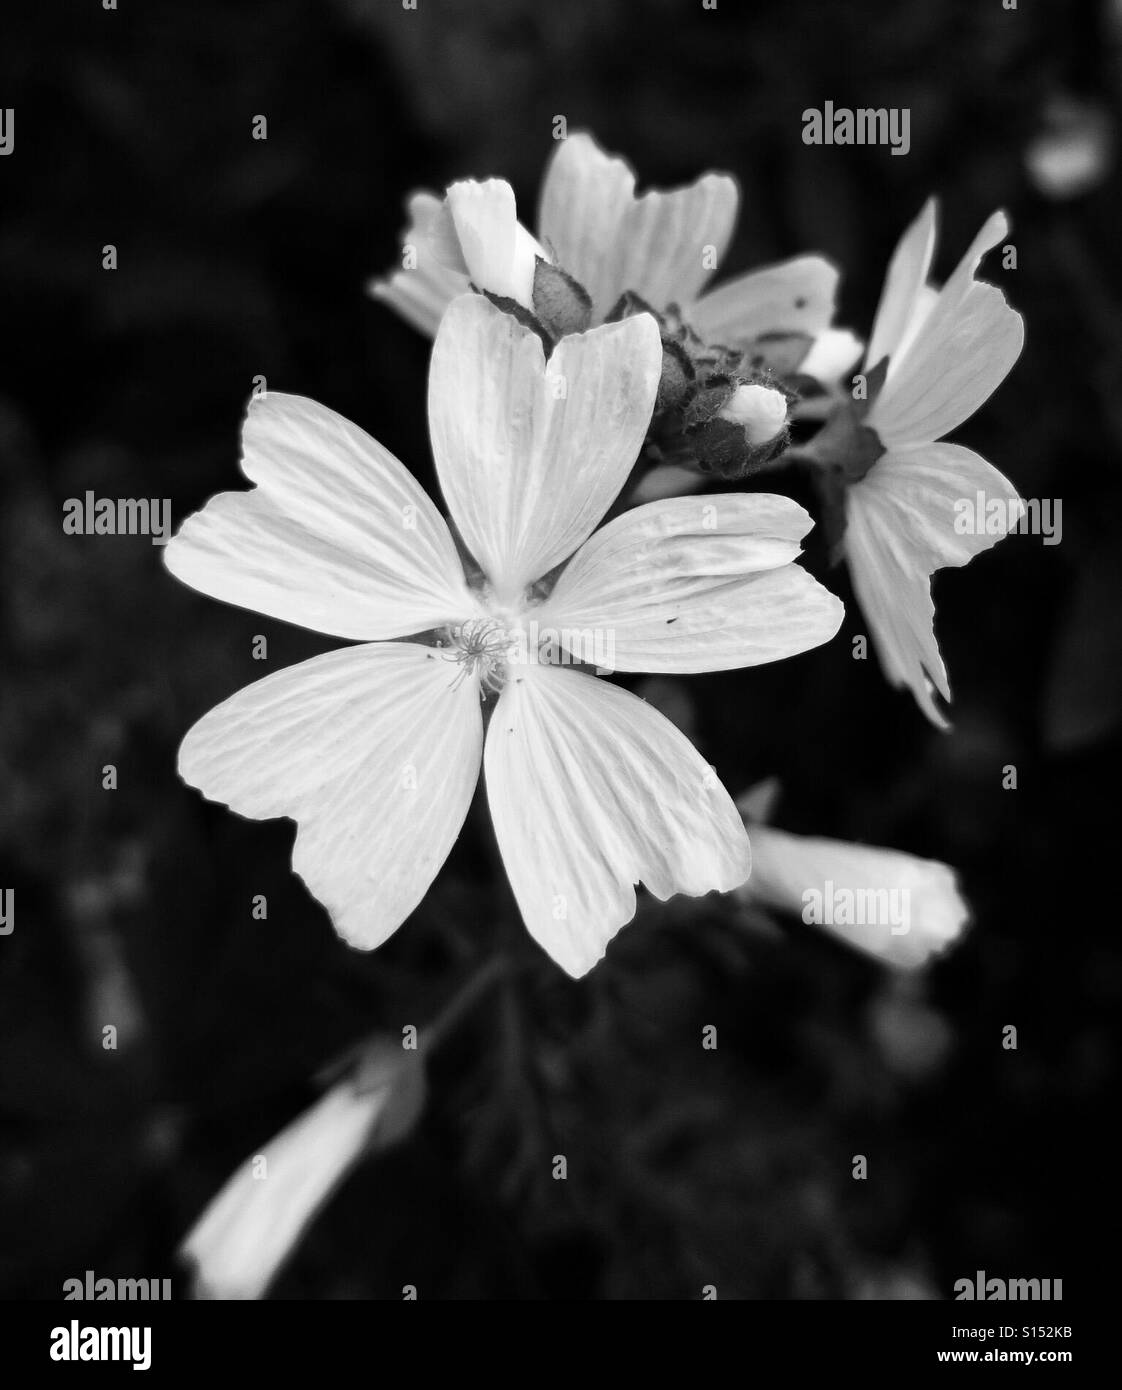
(717, 383), (788, 445)
(656, 338), (695, 412)
(180, 1038), (425, 1299)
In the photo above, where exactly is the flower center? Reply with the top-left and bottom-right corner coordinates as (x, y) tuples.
(443, 618), (519, 693)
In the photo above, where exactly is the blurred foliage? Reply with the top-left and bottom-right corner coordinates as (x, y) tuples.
(0, 0), (1117, 1298)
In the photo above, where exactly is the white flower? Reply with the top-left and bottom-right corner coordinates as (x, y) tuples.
(165, 296), (843, 977)
(370, 132), (861, 382)
(181, 1041), (425, 1300)
(738, 801), (970, 969)
(843, 200), (1025, 728)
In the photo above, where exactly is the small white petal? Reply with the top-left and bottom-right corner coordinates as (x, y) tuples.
(845, 442), (1023, 727)
(536, 493), (844, 673)
(799, 327), (865, 385)
(537, 131), (738, 322)
(484, 664), (751, 977)
(741, 824), (970, 969)
(865, 199), (938, 372)
(164, 392), (479, 641)
(369, 268), (466, 337)
(178, 642), (484, 948)
(368, 191), (471, 336)
(870, 211), (1024, 446)
(846, 503), (948, 727)
(428, 294), (662, 605)
(445, 179), (546, 310)
(410, 190), (471, 274)
(690, 255), (841, 344)
(888, 285), (939, 372)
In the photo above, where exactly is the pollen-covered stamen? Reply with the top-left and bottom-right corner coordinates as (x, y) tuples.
(443, 618), (518, 694)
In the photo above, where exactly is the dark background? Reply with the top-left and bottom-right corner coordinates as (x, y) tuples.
(0, 0), (1117, 1299)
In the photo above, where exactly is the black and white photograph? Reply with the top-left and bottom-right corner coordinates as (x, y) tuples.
(0, 0), (1113, 1360)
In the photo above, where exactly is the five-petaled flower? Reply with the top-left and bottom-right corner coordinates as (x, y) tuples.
(164, 296), (843, 977)
(839, 200), (1025, 728)
(369, 130), (862, 386)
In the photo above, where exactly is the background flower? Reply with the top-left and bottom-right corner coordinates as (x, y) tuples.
(371, 130), (859, 388)
(843, 201), (1024, 728)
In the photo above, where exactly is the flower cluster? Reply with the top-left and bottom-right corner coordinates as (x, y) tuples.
(165, 131), (1022, 979)
(167, 130), (1024, 1301)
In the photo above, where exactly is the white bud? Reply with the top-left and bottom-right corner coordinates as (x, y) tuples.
(717, 383), (788, 445)
(180, 1040), (425, 1299)
(738, 823), (969, 970)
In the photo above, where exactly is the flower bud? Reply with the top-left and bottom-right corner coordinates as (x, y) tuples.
(738, 821), (970, 970)
(532, 259), (592, 338)
(716, 382), (789, 445)
(655, 337), (695, 412)
(180, 1038), (425, 1299)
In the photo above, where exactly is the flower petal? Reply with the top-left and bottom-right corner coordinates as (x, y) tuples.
(368, 191), (472, 336)
(484, 663), (751, 977)
(865, 198), (937, 372)
(799, 327), (865, 385)
(845, 442), (1023, 727)
(689, 255), (841, 344)
(445, 179), (546, 310)
(741, 824), (969, 969)
(183, 1083), (385, 1300)
(178, 641), (484, 948)
(164, 392), (479, 641)
(535, 494), (844, 672)
(428, 294), (662, 605)
(870, 211), (1024, 446)
(536, 131), (738, 322)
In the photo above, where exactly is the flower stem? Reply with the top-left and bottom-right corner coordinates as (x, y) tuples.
(423, 954), (510, 1053)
